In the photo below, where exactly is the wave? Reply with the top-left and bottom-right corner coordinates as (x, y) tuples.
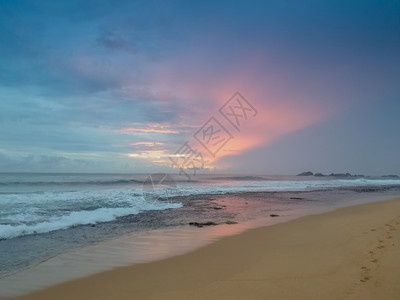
(0, 201), (182, 240)
(0, 189), (182, 240)
(1, 177), (399, 240)
(148, 178), (400, 200)
(0, 178), (198, 187)
(209, 176), (268, 181)
(0, 179), (144, 186)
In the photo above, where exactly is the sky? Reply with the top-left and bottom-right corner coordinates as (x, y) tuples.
(0, 0), (399, 175)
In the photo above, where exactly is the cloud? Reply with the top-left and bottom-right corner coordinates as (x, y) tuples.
(116, 126), (180, 134)
(0, 0), (399, 173)
(130, 142), (164, 146)
(96, 31), (137, 53)
(0, 153), (89, 172)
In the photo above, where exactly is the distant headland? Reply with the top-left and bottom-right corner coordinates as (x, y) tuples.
(296, 171), (399, 179)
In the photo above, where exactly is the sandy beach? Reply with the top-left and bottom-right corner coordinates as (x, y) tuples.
(2, 0), (400, 298)
(13, 197), (400, 300)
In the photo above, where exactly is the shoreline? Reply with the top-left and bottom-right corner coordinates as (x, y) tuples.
(1, 188), (399, 297)
(13, 196), (400, 299)
(1, 181), (399, 285)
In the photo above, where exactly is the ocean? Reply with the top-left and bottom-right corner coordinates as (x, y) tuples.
(0, 172), (400, 296)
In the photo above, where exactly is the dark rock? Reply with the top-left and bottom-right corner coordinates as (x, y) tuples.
(290, 197), (304, 200)
(189, 221), (218, 227)
(297, 171), (314, 176)
(270, 214), (280, 217)
(314, 173), (325, 177)
(329, 173), (352, 177)
(328, 173), (369, 178)
(213, 207), (223, 210)
(225, 221), (238, 225)
(382, 175), (399, 179)
(204, 221), (218, 226)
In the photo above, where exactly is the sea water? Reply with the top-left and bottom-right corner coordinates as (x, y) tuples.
(0, 172), (399, 295)
(1, 173), (399, 240)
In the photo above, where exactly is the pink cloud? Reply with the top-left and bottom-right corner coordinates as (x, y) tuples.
(116, 126), (180, 134)
(130, 142), (164, 146)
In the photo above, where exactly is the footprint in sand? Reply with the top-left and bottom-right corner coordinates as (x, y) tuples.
(360, 276), (370, 282)
(371, 259), (378, 263)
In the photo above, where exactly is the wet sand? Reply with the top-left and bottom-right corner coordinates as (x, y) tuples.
(14, 197), (400, 299)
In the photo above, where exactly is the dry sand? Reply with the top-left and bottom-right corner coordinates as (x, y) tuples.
(16, 197), (400, 300)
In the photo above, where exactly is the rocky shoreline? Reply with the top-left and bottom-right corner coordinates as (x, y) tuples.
(296, 171), (399, 179)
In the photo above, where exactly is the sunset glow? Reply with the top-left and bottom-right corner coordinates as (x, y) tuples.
(1, 0), (399, 175)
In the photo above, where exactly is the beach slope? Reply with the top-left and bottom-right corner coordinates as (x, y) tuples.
(18, 198), (400, 300)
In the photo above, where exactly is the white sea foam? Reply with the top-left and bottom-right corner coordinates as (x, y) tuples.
(1, 177), (398, 239)
(0, 189), (182, 239)
(159, 178), (400, 197)
(0, 201), (181, 240)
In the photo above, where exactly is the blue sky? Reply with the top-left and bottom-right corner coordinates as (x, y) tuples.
(0, 0), (399, 174)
